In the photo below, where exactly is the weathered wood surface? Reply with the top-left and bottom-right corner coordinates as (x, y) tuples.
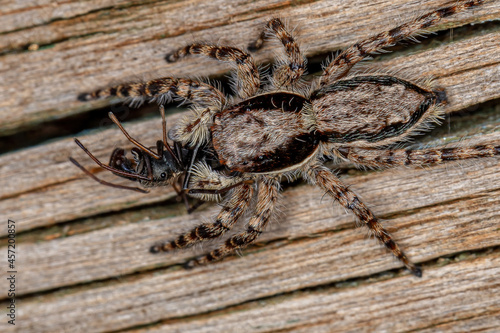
(0, 0), (499, 332)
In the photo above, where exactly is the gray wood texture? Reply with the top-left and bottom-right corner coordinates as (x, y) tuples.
(0, 0), (499, 332)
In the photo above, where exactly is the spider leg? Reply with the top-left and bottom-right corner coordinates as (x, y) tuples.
(187, 178), (279, 267)
(184, 163), (252, 211)
(78, 77), (226, 147)
(333, 144), (500, 169)
(166, 43), (260, 99)
(249, 18), (306, 89)
(188, 180), (252, 195)
(78, 77), (226, 109)
(305, 163), (421, 276)
(150, 183), (254, 253)
(187, 161), (250, 191)
(318, 0), (484, 87)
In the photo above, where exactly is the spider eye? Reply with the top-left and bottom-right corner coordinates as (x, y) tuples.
(160, 172), (167, 178)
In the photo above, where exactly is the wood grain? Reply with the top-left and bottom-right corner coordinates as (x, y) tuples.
(0, 0), (499, 332)
(129, 253), (500, 333)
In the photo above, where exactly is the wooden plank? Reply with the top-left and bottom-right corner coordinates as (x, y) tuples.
(4, 247), (500, 332)
(0, 1), (138, 35)
(0, 0), (498, 135)
(0, 1), (499, 332)
(130, 253), (500, 333)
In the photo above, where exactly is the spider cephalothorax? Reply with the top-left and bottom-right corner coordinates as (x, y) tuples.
(77, 0), (498, 277)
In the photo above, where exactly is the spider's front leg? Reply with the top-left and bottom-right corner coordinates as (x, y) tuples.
(166, 43), (260, 99)
(249, 18), (306, 89)
(78, 76), (226, 148)
(150, 183), (254, 254)
(187, 178), (279, 267)
(305, 163), (422, 277)
(78, 77), (225, 110)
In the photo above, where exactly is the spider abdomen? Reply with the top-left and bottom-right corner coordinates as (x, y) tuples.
(211, 92), (319, 173)
(311, 75), (439, 146)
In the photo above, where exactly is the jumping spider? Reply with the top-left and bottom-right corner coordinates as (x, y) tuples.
(76, 0), (498, 277)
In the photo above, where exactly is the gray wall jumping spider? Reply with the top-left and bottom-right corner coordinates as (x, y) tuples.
(76, 0), (497, 277)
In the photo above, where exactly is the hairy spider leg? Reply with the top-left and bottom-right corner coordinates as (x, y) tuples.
(334, 144), (500, 168)
(318, 0), (485, 87)
(150, 183), (254, 253)
(187, 179), (279, 267)
(188, 179), (253, 195)
(166, 43), (260, 99)
(78, 77), (226, 109)
(249, 18), (306, 88)
(79, 76), (227, 148)
(306, 163), (422, 276)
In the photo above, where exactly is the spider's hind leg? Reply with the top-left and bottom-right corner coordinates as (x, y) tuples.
(333, 144), (500, 169)
(318, 0), (485, 87)
(305, 163), (422, 276)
